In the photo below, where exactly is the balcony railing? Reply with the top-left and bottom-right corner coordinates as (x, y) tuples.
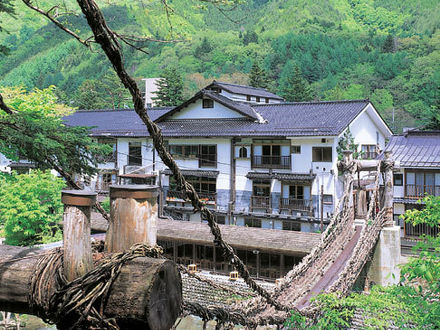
(361, 152), (377, 160)
(280, 198), (312, 213)
(405, 184), (440, 198)
(250, 195), (271, 212)
(96, 152), (117, 163)
(405, 222), (439, 237)
(167, 189), (216, 204)
(252, 155), (291, 169)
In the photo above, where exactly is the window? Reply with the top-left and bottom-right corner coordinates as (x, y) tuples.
(169, 176), (216, 201)
(245, 218), (261, 228)
(323, 194), (333, 205)
(253, 180), (271, 196)
(312, 147), (332, 162)
(169, 145), (199, 159)
(291, 145), (301, 154)
(199, 145), (217, 167)
(282, 221), (301, 231)
(265, 98), (269, 103)
(128, 142), (142, 166)
(202, 99), (214, 108)
(289, 185), (304, 199)
(394, 173), (403, 186)
(256, 96), (260, 102)
(361, 145), (377, 159)
(246, 95), (251, 101)
(239, 146), (248, 158)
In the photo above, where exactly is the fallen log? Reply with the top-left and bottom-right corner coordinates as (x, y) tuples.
(0, 245), (182, 330)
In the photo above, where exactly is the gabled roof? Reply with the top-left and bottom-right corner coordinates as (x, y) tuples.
(154, 89), (260, 122)
(380, 130), (440, 168)
(64, 100), (372, 138)
(207, 81), (284, 100)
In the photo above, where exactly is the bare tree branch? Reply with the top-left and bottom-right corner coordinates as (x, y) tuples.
(0, 93), (15, 115)
(21, 0), (93, 48)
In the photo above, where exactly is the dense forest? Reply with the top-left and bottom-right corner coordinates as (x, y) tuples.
(0, 0), (439, 132)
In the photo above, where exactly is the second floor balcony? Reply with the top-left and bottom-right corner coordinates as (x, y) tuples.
(406, 184), (440, 199)
(252, 155), (291, 169)
(280, 197), (313, 214)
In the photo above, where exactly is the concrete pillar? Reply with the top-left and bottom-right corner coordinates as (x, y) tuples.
(367, 226), (401, 286)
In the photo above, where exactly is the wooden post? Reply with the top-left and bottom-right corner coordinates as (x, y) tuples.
(320, 184), (324, 232)
(382, 151), (394, 227)
(61, 190), (95, 282)
(105, 185), (159, 253)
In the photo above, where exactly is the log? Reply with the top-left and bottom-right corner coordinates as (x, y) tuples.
(105, 185), (159, 253)
(0, 245), (182, 330)
(61, 190), (95, 281)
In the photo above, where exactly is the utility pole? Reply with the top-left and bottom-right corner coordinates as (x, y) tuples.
(320, 184), (324, 232)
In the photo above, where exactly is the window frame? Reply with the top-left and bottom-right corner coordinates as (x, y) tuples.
(312, 147), (332, 162)
(393, 173), (403, 186)
(202, 98), (214, 108)
(291, 145), (301, 154)
(199, 144), (217, 167)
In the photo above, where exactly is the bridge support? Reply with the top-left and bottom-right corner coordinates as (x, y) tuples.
(368, 151), (401, 286)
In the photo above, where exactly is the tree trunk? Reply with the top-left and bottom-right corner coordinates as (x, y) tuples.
(0, 245), (181, 330)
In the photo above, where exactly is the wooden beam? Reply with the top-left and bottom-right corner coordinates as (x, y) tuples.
(0, 245), (181, 329)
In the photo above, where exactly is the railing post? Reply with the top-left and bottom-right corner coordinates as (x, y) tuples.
(105, 185), (159, 252)
(382, 151), (394, 227)
(61, 190), (96, 282)
(341, 150), (355, 208)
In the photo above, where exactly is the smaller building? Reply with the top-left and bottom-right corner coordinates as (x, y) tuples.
(382, 130), (440, 238)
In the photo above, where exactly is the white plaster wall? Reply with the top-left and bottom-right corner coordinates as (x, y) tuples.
(394, 203), (405, 214)
(170, 99), (245, 119)
(116, 139), (129, 173)
(349, 107), (387, 151)
(271, 179), (281, 193)
(235, 158), (252, 192)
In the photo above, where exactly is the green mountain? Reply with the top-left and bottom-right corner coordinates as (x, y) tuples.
(0, 0), (439, 132)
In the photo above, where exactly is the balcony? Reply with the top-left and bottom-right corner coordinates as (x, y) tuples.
(252, 155), (291, 169)
(405, 184), (440, 199)
(166, 189), (216, 205)
(250, 195), (271, 212)
(280, 198), (313, 214)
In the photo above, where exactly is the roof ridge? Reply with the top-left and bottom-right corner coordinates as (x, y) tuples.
(253, 99), (370, 107)
(213, 80), (271, 92)
(75, 107), (173, 112)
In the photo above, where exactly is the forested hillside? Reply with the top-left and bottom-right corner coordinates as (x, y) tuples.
(0, 0), (439, 132)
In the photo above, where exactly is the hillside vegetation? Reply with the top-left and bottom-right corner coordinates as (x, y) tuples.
(0, 0), (439, 132)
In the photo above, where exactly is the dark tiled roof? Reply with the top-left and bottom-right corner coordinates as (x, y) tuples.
(246, 172), (316, 182)
(161, 169), (219, 178)
(64, 100), (370, 137)
(393, 197), (426, 204)
(209, 81), (284, 100)
(380, 131), (440, 168)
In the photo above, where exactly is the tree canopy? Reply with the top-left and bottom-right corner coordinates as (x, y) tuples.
(152, 67), (184, 107)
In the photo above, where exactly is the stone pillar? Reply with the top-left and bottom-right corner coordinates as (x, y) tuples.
(368, 151), (401, 286)
(367, 226), (401, 286)
(105, 185), (159, 253)
(61, 190), (96, 282)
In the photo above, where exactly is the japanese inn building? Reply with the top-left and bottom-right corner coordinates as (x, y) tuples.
(63, 81), (392, 233)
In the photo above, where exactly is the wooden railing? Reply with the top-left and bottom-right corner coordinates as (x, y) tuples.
(280, 198), (312, 213)
(404, 222), (439, 237)
(252, 155), (291, 169)
(250, 195), (271, 211)
(405, 184), (440, 198)
(166, 190), (217, 203)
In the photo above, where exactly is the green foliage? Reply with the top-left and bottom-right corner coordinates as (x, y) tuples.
(336, 127), (359, 160)
(248, 60), (270, 89)
(0, 170), (64, 246)
(152, 67), (185, 107)
(0, 0), (14, 54)
(243, 30), (258, 46)
(100, 197), (110, 214)
(279, 64), (313, 102)
(382, 34), (396, 53)
(0, 87), (111, 177)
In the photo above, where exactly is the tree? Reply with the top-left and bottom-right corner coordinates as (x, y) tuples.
(336, 127), (359, 160)
(249, 60), (270, 89)
(100, 71), (132, 109)
(382, 34), (396, 53)
(0, 86), (111, 179)
(0, 0), (15, 54)
(279, 65), (313, 102)
(74, 79), (105, 109)
(243, 30), (258, 45)
(194, 37), (213, 58)
(152, 67), (184, 107)
(0, 170), (64, 246)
